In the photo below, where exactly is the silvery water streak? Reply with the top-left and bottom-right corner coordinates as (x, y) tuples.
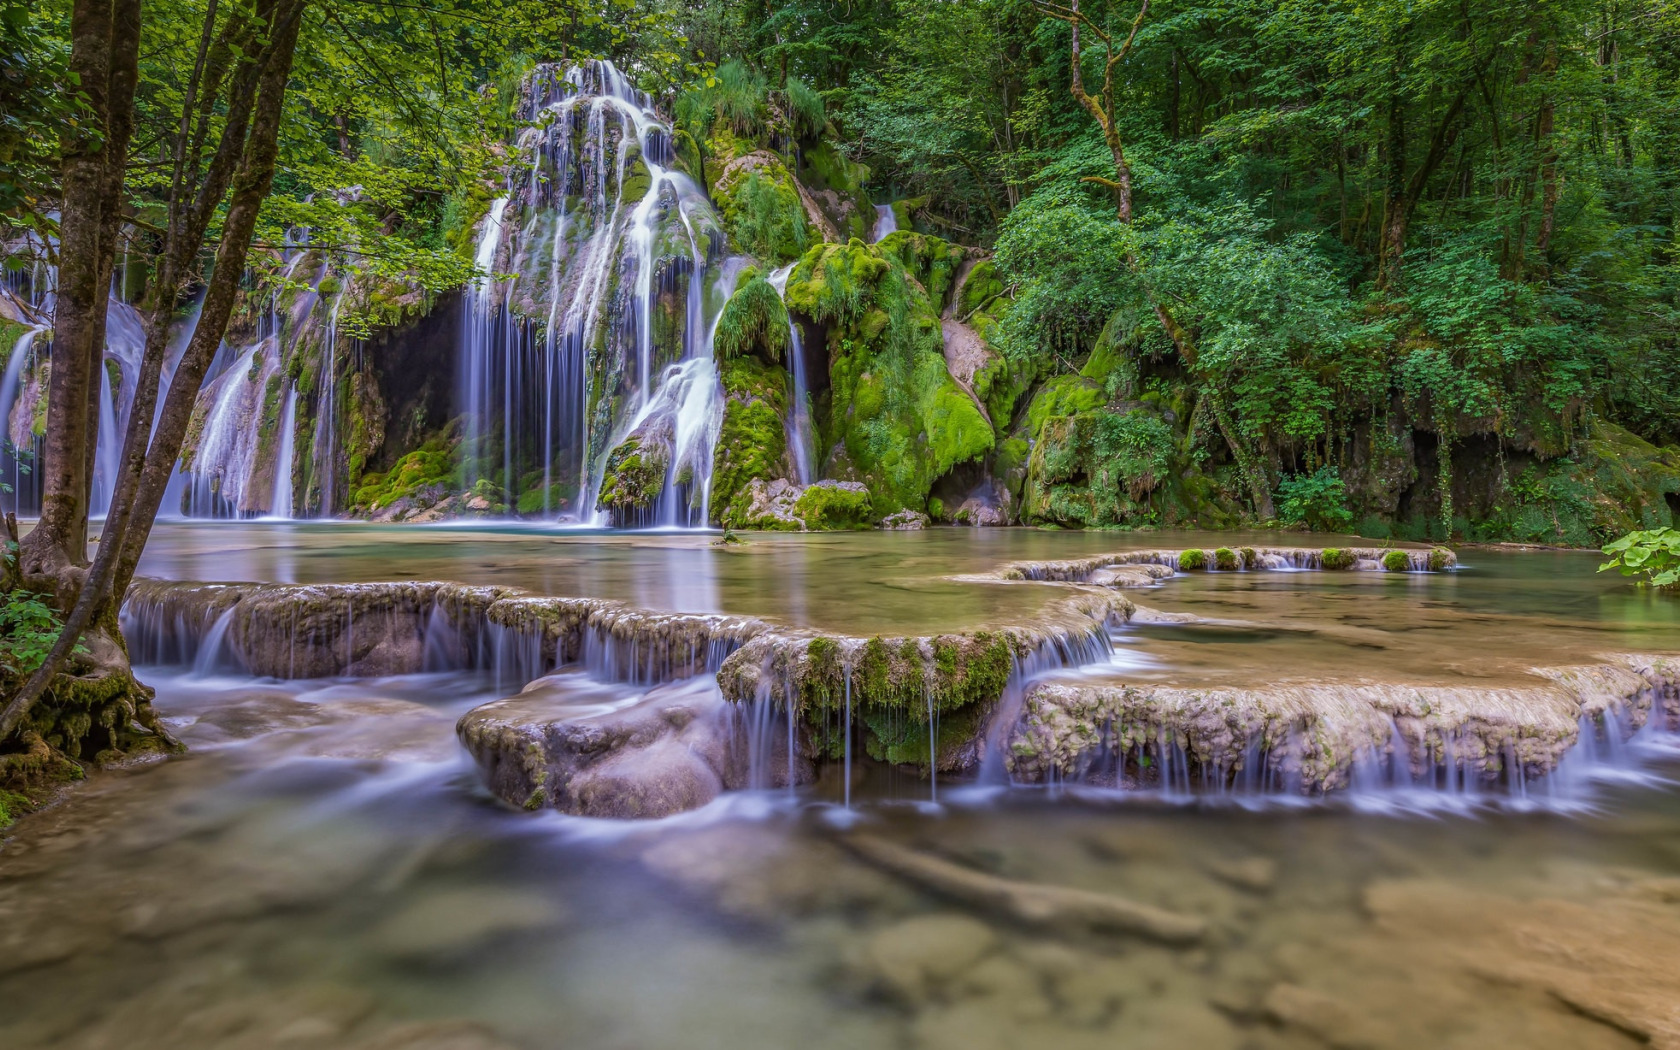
(181, 341), (285, 517)
(766, 264), (816, 484)
(872, 203), (898, 242)
(458, 60), (728, 525)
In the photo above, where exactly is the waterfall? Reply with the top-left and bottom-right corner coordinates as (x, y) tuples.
(181, 340), (285, 517)
(766, 264), (816, 484)
(269, 386), (297, 518)
(456, 59), (729, 526)
(0, 324), (46, 514)
(310, 289), (346, 516)
(872, 203), (897, 242)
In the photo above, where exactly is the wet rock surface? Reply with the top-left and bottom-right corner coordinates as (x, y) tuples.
(457, 675), (811, 818)
(1010, 655), (1680, 790)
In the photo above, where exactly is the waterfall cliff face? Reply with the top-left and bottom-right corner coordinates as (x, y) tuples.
(1, 255), (155, 521)
(462, 60), (732, 526)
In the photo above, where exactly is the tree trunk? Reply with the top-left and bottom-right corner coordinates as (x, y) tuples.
(2, 0), (306, 750)
(21, 0), (140, 585)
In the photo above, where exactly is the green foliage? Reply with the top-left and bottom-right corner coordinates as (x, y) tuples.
(0, 588), (69, 678)
(1277, 467), (1353, 533)
(1382, 550), (1411, 572)
(0, 4), (70, 225)
(714, 276), (791, 362)
(677, 58), (770, 140)
(1321, 548), (1357, 571)
(712, 355), (791, 528)
(1178, 549), (1205, 571)
(1600, 528), (1680, 590)
(783, 76), (827, 140)
(792, 482), (873, 530)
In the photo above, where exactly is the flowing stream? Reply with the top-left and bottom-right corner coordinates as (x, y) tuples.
(5, 526), (1680, 1049)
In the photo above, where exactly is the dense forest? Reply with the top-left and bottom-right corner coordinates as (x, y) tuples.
(6, 0), (1680, 549)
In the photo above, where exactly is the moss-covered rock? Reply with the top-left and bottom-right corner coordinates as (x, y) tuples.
(784, 240), (992, 514)
(708, 146), (812, 265)
(792, 480), (874, 530)
(353, 434), (458, 518)
(712, 355), (793, 528)
(877, 231), (961, 311)
(713, 275), (790, 363)
(1382, 549), (1411, 572)
(1214, 547), (1239, 571)
(797, 140), (873, 241)
(597, 421), (673, 521)
(1020, 408), (1176, 528)
(1321, 548), (1357, 570)
(1178, 549), (1206, 571)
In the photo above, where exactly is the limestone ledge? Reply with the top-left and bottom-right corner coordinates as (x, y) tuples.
(716, 590), (1134, 771)
(1009, 654), (1680, 792)
(121, 578), (766, 682)
(994, 545), (1458, 585)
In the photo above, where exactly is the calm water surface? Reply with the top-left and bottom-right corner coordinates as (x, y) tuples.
(3, 524), (1678, 1048)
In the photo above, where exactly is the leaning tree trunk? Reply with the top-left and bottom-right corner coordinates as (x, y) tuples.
(3, 0), (308, 780)
(20, 0), (141, 588)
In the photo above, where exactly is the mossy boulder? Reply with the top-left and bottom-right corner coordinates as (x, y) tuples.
(709, 146), (811, 265)
(1382, 549), (1411, 572)
(597, 420), (674, 522)
(712, 355), (793, 529)
(1321, 548), (1357, 570)
(797, 139), (873, 241)
(1178, 549), (1207, 571)
(714, 275), (790, 363)
(785, 240), (992, 515)
(353, 435), (458, 518)
(1024, 375), (1106, 436)
(792, 480), (874, 530)
(1214, 547), (1239, 571)
(877, 231), (961, 310)
(1020, 408), (1176, 528)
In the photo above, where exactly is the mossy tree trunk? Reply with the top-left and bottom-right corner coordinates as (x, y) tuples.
(3, 0), (308, 791)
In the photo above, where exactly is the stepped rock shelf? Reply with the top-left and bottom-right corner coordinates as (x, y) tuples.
(119, 543), (1680, 819)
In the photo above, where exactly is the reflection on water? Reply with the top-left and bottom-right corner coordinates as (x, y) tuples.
(3, 527), (1677, 1048)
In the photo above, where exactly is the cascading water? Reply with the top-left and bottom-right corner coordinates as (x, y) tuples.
(0, 247), (154, 520)
(268, 387), (297, 518)
(179, 340), (285, 517)
(766, 264), (816, 485)
(457, 60), (731, 526)
(309, 288), (346, 517)
(872, 203), (898, 242)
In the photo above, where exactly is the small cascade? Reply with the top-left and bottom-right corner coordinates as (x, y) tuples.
(456, 59), (729, 525)
(0, 257), (152, 518)
(309, 289), (347, 516)
(872, 203), (898, 242)
(180, 340), (286, 517)
(268, 386), (297, 517)
(766, 264), (816, 484)
(0, 324), (47, 513)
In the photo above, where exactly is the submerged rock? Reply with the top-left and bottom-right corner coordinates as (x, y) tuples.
(716, 590), (1130, 773)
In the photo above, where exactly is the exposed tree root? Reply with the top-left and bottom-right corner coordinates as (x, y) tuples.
(837, 832), (1206, 943)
